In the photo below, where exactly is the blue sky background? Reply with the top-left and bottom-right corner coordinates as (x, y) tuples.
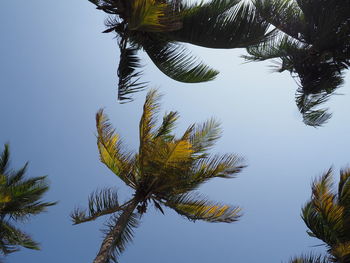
(1, 1), (350, 262)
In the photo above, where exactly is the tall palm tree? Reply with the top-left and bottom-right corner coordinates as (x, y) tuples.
(244, 0), (350, 126)
(71, 89), (246, 263)
(0, 144), (56, 257)
(293, 167), (350, 263)
(88, 0), (271, 101)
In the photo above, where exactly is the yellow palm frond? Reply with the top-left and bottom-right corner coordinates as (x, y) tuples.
(129, 0), (182, 32)
(164, 193), (241, 223)
(96, 109), (136, 187)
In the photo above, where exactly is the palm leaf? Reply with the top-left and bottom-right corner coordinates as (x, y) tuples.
(143, 41), (219, 83)
(288, 253), (330, 263)
(117, 43), (147, 102)
(170, 0), (271, 48)
(129, 0), (182, 32)
(96, 109), (136, 186)
(71, 188), (122, 224)
(295, 90), (333, 127)
(0, 220), (39, 254)
(153, 111), (179, 141)
(0, 144), (9, 174)
(164, 193), (241, 223)
(190, 118), (222, 154)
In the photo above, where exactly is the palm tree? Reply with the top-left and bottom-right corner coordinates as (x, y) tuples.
(88, 0), (271, 101)
(71, 89), (246, 263)
(297, 167), (350, 263)
(0, 144), (56, 257)
(244, 0), (350, 126)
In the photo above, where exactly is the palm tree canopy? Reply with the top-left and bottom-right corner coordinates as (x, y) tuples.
(302, 167), (350, 263)
(244, 0), (350, 126)
(88, 0), (270, 101)
(0, 144), (56, 256)
(72, 89), (246, 262)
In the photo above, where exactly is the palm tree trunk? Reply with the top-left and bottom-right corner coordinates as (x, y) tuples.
(93, 198), (139, 263)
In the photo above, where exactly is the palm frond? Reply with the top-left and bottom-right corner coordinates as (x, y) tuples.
(287, 253), (330, 263)
(170, 0), (270, 48)
(96, 109), (136, 186)
(129, 0), (182, 32)
(138, 89), (161, 174)
(295, 90), (333, 127)
(0, 144), (9, 175)
(190, 118), (222, 154)
(0, 220), (39, 255)
(164, 193), (241, 223)
(71, 188), (123, 224)
(143, 41), (219, 83)
(153, 111), (179, 141)
(117, 43), (147, 102)
(254, 0), (304, 40)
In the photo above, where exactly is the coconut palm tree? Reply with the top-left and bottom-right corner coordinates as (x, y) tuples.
(88, 0), (270, 101)
(244, 0), (350, 126)
(71, 89), (246, 263)
(0, 144), (56, 257)
(298, 167), (350, 263)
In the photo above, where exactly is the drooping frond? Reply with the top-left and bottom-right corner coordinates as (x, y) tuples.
(71, 188), (122, 224)
(129, 0), (182, 32)
(254, 0), (304, 40)
(0, 220), (39, 255)
(96, 110), (136, 187)
(94, 200), (139, 263)
(164, 193), (241, 223)
(170, 0), (271, 48)
(143, 41), (219, 83)
(117, 42), (147, 102)
(295, 90), (333, 127)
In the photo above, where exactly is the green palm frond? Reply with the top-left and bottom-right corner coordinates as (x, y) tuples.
(288, 253), (330, 263)
(97, 201), (139, 263)
(295, 90), (333, 127)
(170, 0), (270, 48)
(164, 193), (241, 223)
(153, 111), (179, 141)
(190, 118), (222, 154)
(0, 144), (9, 174)
(96, 110), (136, 187)
(0, 220), (39, 254)
(71, 188), (122, 224)
(117, 42), (147, 102)
(143, 41), (219, 83)
(338, 168), (350, 206)
(254, 0), (303, 40)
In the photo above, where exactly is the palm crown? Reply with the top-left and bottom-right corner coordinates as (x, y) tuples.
(72, 89), (246, 263)
(244, 0), (350, 126)
(299, 167), (350, 263)
(88, 0), (270, 101)
(0, 144), (56, 257)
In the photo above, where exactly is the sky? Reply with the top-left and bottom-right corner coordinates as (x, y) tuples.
(1, 1), (350, 263)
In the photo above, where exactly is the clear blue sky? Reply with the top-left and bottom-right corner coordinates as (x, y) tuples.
(1, 1), (350, 263)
